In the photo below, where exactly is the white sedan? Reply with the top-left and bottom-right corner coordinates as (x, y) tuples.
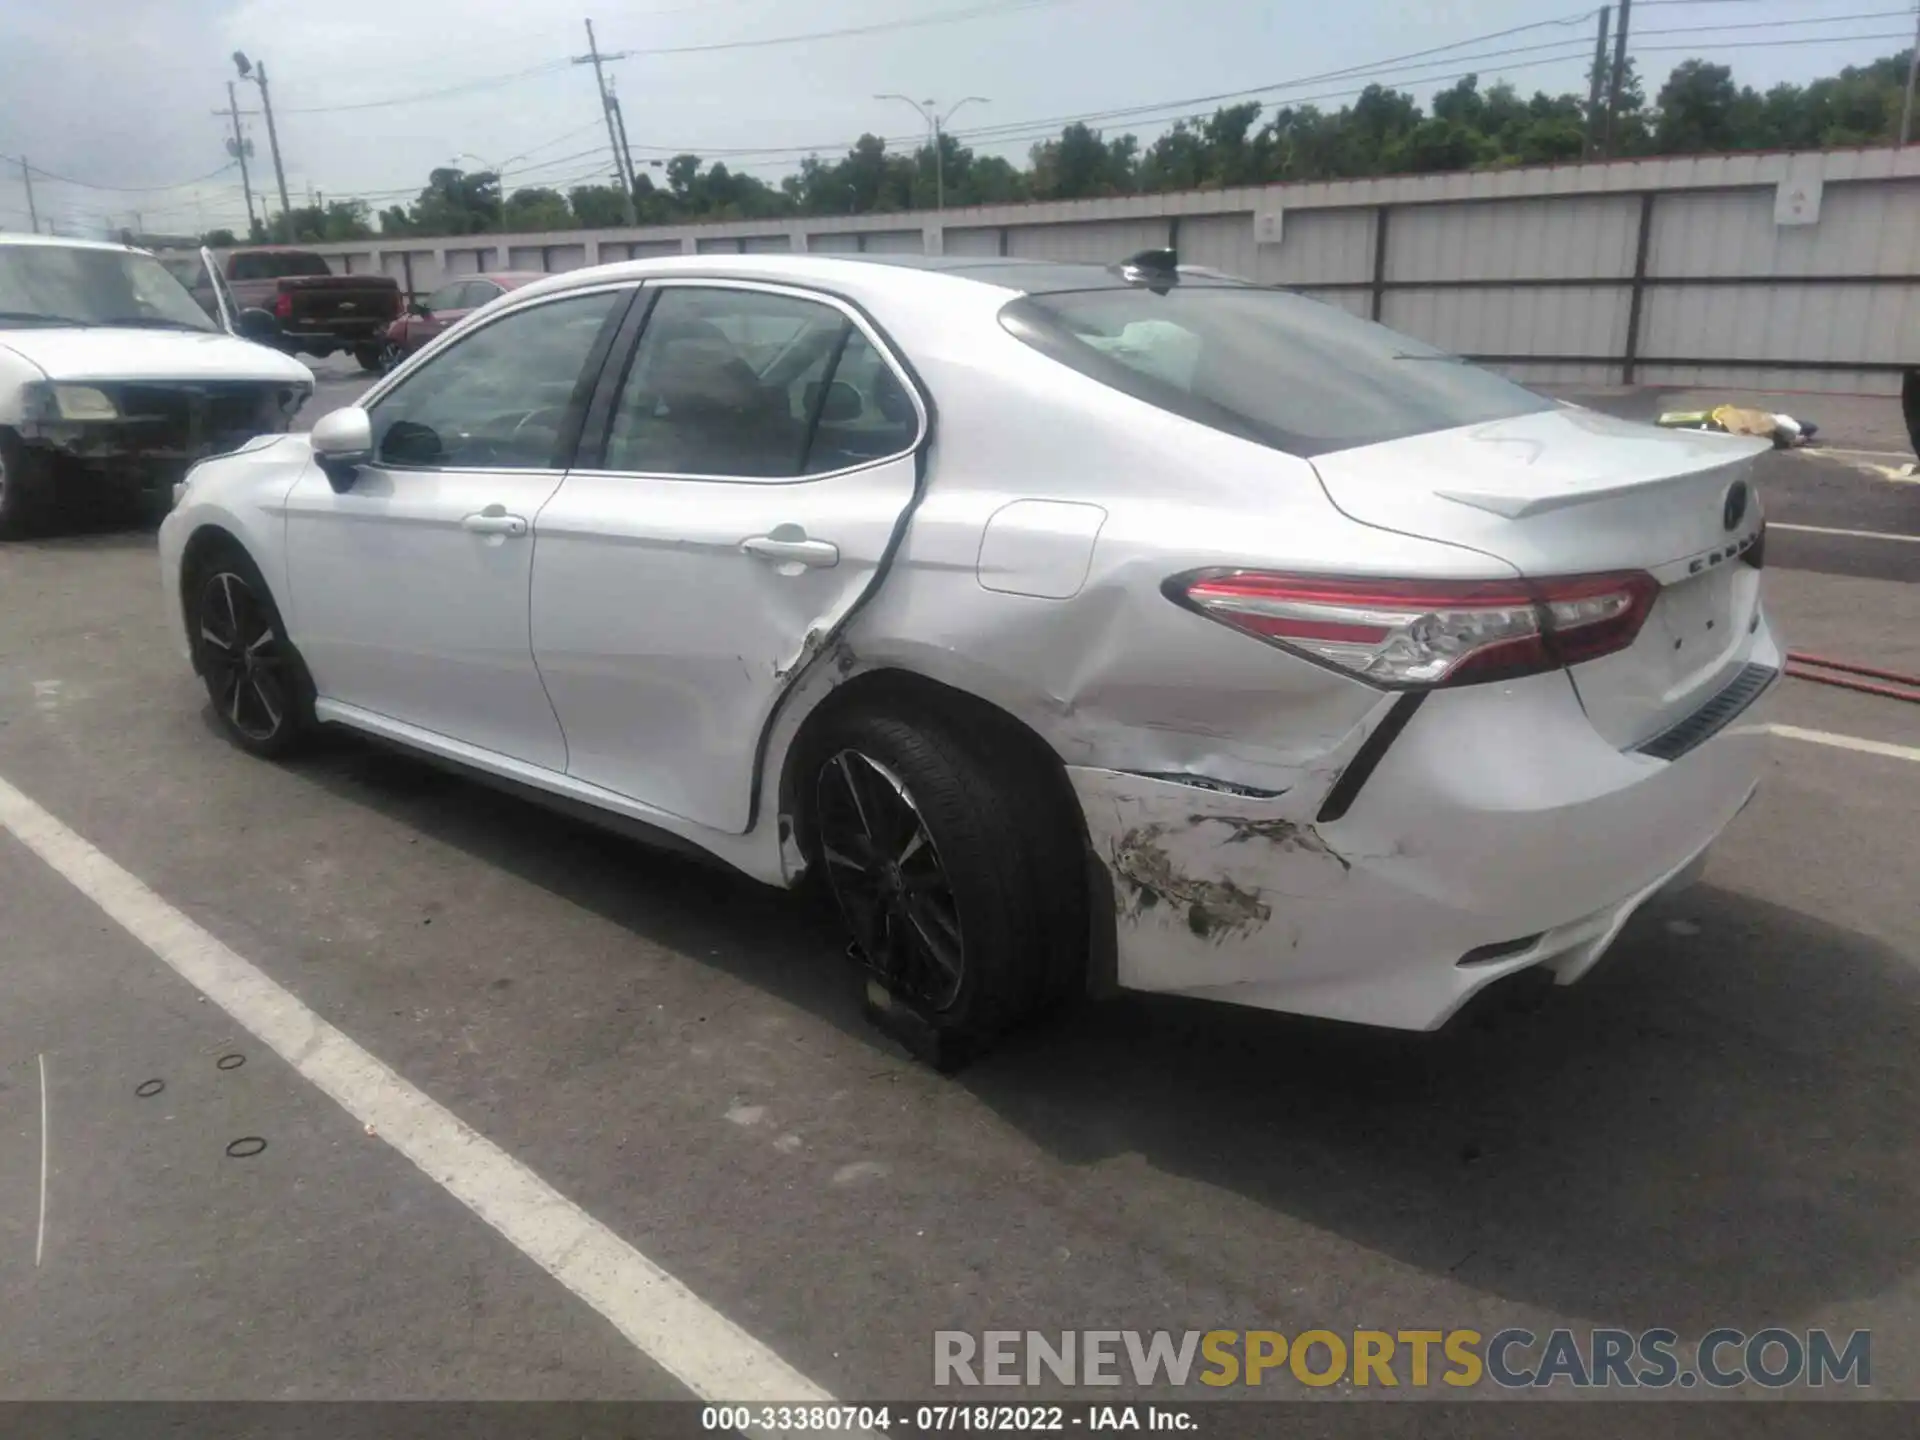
(159, 251), (1779, 1066)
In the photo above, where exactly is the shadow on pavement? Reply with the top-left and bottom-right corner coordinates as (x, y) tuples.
(291, 737), (1920, 1335)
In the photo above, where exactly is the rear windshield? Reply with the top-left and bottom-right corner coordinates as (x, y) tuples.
(1001, 284), (1555, 458)
(229, 251), (332, 281)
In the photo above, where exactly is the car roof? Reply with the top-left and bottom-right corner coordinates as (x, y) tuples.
(514, 251), (1250, 309)
(0, 232), (142, 255)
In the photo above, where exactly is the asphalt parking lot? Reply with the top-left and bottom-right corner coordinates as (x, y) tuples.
(1, 368), (1918, 1419)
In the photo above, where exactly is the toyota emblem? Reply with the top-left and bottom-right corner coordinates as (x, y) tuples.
(1722, 479), (1750, 531)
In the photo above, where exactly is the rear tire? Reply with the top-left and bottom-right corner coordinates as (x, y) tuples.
(354, 344), (383, 374)
(186, 541), (318, 759)
(804, 705), (1087, 1069)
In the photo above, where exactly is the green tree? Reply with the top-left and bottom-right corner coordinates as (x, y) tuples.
(568, 184), (629, 227)
(504, 186), (571, 231)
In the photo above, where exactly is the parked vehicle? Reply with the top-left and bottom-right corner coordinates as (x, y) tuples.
(175, 248), (402, 371)
(157, 251), (1779, 1067)
(1, 236), (313, 538)
(376, 271), (546, 371)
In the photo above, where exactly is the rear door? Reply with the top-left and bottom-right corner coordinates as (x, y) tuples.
(1310, 406), (1772, 749)
(529, 279), (925, 834)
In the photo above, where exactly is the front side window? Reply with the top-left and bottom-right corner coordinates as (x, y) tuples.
(369, 288), (625, 470)
(464, 281), (503, 308)
(422, 282), (467, 313)
(0, 245), (217, 331)
(600, 286), (918, 479)
(1002, 283), (1555, 458)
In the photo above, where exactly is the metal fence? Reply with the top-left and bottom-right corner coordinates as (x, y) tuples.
(212, 146), (1920, 396)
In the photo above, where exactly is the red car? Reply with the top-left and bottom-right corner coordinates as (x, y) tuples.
(377, 271), (546, 371)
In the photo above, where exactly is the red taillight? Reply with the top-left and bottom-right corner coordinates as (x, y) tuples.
(1170, 570), (1658, 689)
(273, 290), (293, 320)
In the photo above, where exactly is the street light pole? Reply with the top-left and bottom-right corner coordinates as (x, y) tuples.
(875, 94), (988, 210)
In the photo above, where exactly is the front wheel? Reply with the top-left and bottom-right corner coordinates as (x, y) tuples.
(806, 708), (1084, 1069)
(376, 339), (406, 373)
(354, 344), (384, 373)
(188, 544), (317, 758)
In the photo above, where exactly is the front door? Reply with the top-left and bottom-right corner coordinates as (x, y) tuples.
(531, 280), (925, 833)
(284, 284), (633, 770)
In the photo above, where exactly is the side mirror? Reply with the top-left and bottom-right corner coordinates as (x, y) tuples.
(310, 406), (373, 493)
(235, 307), (281, 343)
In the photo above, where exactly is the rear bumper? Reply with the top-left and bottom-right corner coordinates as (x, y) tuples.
(1074, 619), (1781, 1031)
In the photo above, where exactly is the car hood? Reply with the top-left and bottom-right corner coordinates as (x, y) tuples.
(0, 327), (314, 386)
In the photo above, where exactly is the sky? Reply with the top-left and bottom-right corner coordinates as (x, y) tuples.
(0, 0), (1912, 238)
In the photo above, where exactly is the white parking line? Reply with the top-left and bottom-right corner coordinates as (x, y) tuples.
(0, 770), (836, 1412)
(1766, 724), (1920, 765)
(1770, 523), (1920, 545)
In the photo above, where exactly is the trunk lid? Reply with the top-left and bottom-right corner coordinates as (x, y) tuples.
(1308, 404), (1772, 751)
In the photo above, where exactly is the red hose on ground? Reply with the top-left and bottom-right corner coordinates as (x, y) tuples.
(1784, 650), (1920, 705)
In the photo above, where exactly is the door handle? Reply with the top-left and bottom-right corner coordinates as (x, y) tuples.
(462, 508), (528, 537)
(742, 532), (840, 569)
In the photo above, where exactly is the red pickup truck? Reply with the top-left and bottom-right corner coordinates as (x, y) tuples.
(177, 249), (403, 372)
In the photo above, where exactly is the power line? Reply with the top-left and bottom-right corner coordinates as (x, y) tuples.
(600, 0), (1070, 57)
(0, 157), (240, 193)
(278, 60), (574, 115)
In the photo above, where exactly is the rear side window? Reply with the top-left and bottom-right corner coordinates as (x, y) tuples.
(229, 251), (333, 281)
(599, 286), (916, 480)
(1001, 285), (1554, 458)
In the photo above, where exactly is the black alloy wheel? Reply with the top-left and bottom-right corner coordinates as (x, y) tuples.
(378, 339), (406, 373)
(815, 748), (966, 1013)
(195, 564), (303, 750)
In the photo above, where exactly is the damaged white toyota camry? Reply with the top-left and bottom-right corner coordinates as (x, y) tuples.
(158, 251), (1778, 1065)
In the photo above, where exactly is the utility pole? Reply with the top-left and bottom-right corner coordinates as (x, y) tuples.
(233, 53), (292, 240)
(574, 20), (637, 225)
(609, 86), (639, 199)
(218, 82), (260, 236)
(876, 95), (988, 210)
(19, 157), (38, 233)
(1901, 0), (1919, 145)
(1603, 0), (1634, 159)
(1584, 7), (1611, 161)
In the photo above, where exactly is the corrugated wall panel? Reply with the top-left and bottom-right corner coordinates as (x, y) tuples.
(740, 234), (792, 254)
(603, 239), (683, 260)
(1308, 289), (1373, 318)
(1387, 195), (1640, 282)
(808, 233), (862, 254)
(444, 248), (492, 276)
(1383, 285), (1630, 360)
(1637, 364), (1901, 397)
(506, 247), (547, 270)
(1005, 218), (1168, 262)
(1494, 360), (1620, 387)
(335, 252), (375, 275)
(381, 251), (438, 290)
(1639, 281), (1918, 366)
(1650, 179), (1920, 279)
(943, 227), (1002, 257)
(695, 236), (742, 254)
(1255, 209), (1374, 286)
(862, 230), (927, 255)
(545, 244), (590, 270)
(1177, 214), (1256, 279)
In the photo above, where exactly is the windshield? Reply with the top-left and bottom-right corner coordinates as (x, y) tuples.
(1001, 283), (1554, 458)
(0, 245), (219, 332)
